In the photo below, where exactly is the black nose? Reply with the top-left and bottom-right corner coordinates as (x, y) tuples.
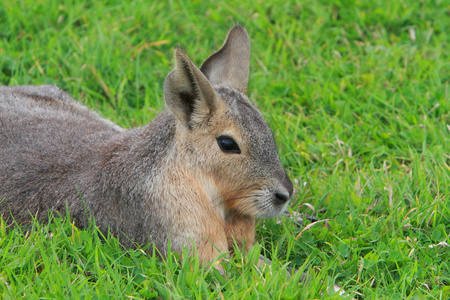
(284, 175), (294, 197)
(274, 192), (289, 205)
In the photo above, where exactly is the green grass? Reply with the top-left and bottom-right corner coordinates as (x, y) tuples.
(1, 0), (449, 298)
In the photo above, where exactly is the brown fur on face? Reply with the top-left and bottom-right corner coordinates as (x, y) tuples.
(0, 26), (293, 264)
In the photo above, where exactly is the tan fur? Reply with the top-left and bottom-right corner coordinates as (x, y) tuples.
(225, 212), (255, 252)
(0, 26), (293, 264)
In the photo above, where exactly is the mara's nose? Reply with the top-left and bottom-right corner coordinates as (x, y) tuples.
(274, 174), (294, 205)
(274, 191), (290, 205)
(283, 173), (294, 197)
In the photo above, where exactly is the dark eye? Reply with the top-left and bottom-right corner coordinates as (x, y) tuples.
(216, 136), (241, 154)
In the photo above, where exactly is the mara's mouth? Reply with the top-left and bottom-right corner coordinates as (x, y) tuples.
(254, 198), (290, 219)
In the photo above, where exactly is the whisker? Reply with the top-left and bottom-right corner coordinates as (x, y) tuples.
(207, 183), (269, 215)
(213, 193), (264, 208)
(210, 183), (261, 202)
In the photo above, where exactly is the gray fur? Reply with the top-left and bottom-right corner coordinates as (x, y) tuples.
(0, 26), (293, 258)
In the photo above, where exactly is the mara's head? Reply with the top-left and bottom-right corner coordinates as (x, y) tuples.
(163, 26), (293, 218)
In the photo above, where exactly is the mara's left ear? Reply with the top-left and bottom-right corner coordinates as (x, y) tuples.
(163, 49), (218, 129)
(200, 26), (250, 94)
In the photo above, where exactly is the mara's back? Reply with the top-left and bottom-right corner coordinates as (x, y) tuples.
(0, 85), (123, 221)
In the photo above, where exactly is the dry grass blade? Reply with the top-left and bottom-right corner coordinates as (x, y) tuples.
(295, 219), (331, 239)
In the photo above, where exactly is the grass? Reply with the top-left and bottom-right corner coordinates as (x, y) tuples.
(0, 0), (449, 298)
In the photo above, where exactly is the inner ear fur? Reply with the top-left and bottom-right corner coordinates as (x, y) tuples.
(164, 49), (218, 128)
(200, 26), (250, 94)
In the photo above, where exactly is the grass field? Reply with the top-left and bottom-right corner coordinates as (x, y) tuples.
(1, 0), (449, 298)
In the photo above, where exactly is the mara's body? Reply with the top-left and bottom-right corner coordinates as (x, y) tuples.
(0, 26), (293, 262)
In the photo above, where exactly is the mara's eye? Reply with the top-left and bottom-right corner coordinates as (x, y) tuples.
(216, 136), (241, 154)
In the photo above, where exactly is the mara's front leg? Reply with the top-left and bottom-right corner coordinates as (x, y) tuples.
(195, 217), (229, 264)
(224, 211), (255, 253)
(167, 198), (230, 264)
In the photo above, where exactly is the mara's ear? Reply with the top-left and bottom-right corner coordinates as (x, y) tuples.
(164, 49), (218, 128)
(200, 26), (250, 94)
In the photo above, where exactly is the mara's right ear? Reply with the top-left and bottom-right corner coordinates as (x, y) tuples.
(164, 49), (218, 128)
(200, 26), (250, 94)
